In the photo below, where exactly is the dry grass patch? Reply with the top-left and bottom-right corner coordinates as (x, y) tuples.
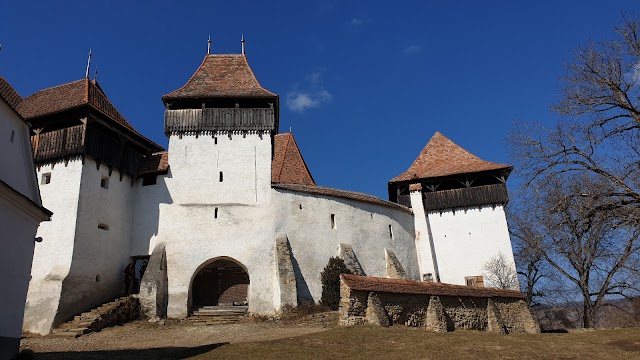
(190, 326), (640, 360)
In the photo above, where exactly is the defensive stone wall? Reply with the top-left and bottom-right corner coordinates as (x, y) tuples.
(339, 274), (539, 334)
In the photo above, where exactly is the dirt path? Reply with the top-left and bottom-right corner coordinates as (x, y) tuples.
(20, 313), (337, 360)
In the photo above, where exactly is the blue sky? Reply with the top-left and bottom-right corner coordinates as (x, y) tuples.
(1, 1), (638, 199)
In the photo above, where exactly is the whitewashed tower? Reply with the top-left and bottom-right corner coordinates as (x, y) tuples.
(388, 132), (516, 287)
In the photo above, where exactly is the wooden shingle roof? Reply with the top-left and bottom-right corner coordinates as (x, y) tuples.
(272, 133), (315, 186)
(162, 54), (277, 101)
(390, 132), (512, 183)
(341, 274), (525, 299)
(0, 75), (22, 110)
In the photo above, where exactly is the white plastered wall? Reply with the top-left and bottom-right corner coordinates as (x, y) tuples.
(24, 159), (83, 334)
(272, 190), (420, 304)
(56, 158), (134, 324)
(426, 204), (516, 286)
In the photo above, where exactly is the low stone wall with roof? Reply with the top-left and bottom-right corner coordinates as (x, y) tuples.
(339, 274), (539, 334)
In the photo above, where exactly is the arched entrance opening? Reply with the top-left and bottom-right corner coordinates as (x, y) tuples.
(191, 258), (249, 309)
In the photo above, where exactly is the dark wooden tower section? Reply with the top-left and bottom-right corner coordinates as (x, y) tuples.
(388, 132), (512, 211)
(162, 54), (279, 137)
(18, 78), (163, 178)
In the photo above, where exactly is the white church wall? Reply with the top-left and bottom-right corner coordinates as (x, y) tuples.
(165, 133), (272, 205)
(55, 158), (134, 324)
(427, 204), (516, 286)
(272, 189), (419, 304)
(130, 174), (172, 256)
(24, 159), (83, 334)
(0, 100), (38, 197)
(159, 133), (277, 317)
(0, 197), (39, 344)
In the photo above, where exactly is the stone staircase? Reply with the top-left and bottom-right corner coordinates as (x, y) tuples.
(187, 305), (248, 325)
(51, 295), (140, 338)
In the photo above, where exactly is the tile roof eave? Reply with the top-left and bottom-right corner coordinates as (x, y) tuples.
(389, 165), (514, 184)
(272, 183), (412, 214)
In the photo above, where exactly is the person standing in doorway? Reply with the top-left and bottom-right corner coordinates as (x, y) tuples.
(124, 263), (134, 295)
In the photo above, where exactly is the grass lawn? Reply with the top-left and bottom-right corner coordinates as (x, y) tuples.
(191, 326), (640, 360)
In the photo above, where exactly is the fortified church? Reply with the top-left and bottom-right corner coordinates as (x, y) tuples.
(10, 47), (516, 335)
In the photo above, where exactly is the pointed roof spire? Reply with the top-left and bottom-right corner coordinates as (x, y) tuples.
(272, 133), (316, 186)
(85, 48), (92, 78)
(207, 35), (212, 55)
(241, 34), (245, 55)
(390, 132), (512, 182)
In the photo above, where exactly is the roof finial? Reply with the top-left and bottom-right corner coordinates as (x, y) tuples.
(85, 48), (92, 78)
(241, 34), (245, 55)
(289, 126), (292, 133)
(94, 65), (98, 81)
(207, 35), (211, 55)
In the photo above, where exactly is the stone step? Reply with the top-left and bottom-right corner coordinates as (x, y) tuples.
(51, 331), (82, 338)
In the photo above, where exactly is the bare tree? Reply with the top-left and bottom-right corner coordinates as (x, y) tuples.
(508, 14), (640, 328)
(482, 251), (519, 290)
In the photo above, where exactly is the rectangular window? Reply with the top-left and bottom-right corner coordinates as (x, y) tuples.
(219, 171), (223, 182)
(465, 276), (485, 287)
(98, 223), (109, 231)
(331, 214), (336, 230)
(41, 173), (51, 185)
(142, 175), (157, 186)
(100, 177), (109, 189)
(215, 207), (219, 219)
(423, 273), (433, 282)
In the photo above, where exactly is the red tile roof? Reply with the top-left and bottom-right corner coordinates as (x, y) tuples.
(0, 75), (22, 110)
(273, 183), (412, 214)
(137, 152), (169, 175)
(162, 54), (277, 101)
(17, 78), (164, 152)
(272, 133), (315, 186)
(17, 79), (133, 129)
(390, 132), (512, 182)
(341, 274), (525, 299)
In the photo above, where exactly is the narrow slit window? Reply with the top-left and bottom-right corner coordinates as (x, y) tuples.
(299, 204), (302, 210)
(214, 137), (218, 145)
(331, 214), (336, 230)
(215, 207), (219, 219)
(98, 223), (109, 231)
(10, 130), (15, 143)
(219, 171), (223, 182)
(389, 225), (394, 239)
(101, 177), (109, 189)
(41, 173), (51, 185)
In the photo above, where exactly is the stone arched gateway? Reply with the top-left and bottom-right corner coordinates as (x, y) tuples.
(189, 257), (249, 310)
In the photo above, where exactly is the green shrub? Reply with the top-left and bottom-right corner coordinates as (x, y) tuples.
(320, 257), (352, 310)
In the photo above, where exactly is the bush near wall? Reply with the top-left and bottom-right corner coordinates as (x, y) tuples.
(321, 257), (352, 310)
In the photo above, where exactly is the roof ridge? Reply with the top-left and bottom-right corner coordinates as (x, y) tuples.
(162, 55), (209, 99)
(287, 133), (316, 186)
(24, 78), (87, 98)
(276, 132), (291, 182)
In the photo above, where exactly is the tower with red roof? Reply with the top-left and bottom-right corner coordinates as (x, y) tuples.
(389, 132), (516, 287)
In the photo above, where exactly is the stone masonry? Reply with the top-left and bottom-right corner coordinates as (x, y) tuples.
(339, 274), (539, 334)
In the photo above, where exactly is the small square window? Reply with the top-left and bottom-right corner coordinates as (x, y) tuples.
(423, 273), (434, 282)
(142, 175), (157, 186)
(41, 173), (51, 185)
(465, 276), (484, 287)
(101, 177), (109, 189)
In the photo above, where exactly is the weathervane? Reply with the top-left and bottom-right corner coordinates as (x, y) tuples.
(85, 49), (92, 78)
(241, 34), (245, 55)
(207, 35), (211, 55)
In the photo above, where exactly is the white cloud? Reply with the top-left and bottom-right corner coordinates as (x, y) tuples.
(346, 17), (370, 28)
(402, 44), (422, 55)
(286, 89), (332, 112)
(286, 69), (332, 112)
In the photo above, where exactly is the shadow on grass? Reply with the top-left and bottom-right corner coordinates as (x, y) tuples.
(541, 329), (569, 333)
(25, 342), (227, 360)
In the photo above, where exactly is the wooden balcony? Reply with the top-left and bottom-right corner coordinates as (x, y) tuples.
(164, 108), (276, 134)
